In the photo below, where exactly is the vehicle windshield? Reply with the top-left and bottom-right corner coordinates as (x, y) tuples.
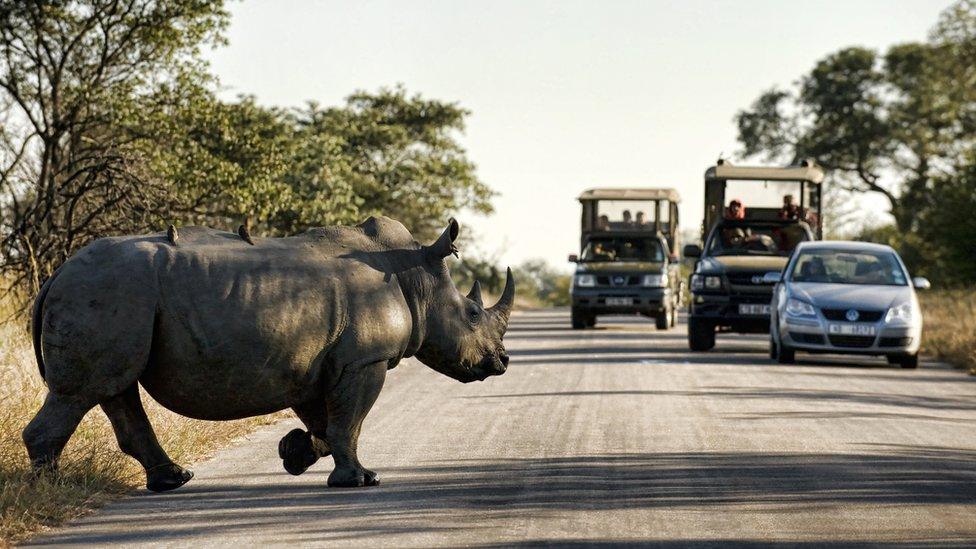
(707, 223), (808, 256)
(790, 249), (908, 286)
(581, 237), (664, 262)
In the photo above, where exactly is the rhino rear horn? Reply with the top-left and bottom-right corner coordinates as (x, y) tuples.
(489, 267), (515, 321)
(467, 280), (483, 307)
(427, 218), (459, 260)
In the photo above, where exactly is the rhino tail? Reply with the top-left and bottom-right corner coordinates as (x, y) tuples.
(31, 269), (61, 382)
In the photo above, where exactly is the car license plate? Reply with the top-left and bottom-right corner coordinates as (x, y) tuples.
(606, 297), (633, 306)
(828, 324), (877, 336)
(738, 304), (770, 316)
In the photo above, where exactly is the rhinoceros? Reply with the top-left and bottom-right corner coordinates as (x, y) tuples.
(25, 216), (513, 491)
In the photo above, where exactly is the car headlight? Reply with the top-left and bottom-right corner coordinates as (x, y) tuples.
(575, 274), (596, 287)
(786, 298), (816, 317)
(642, 274), (667, 287)
(691, 274), (722, 291)
(885, 302), (914, 323)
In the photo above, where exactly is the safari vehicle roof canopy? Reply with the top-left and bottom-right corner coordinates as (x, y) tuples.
(702, 159), (824, 240)
(576, 187), (681, 253)
(577, 188), (681, 202)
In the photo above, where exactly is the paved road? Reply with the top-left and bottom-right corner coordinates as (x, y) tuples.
(29, 309), (976, 547)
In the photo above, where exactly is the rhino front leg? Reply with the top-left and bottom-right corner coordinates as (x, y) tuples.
(278, 402), (332, 476)
(325, 361), (387, 488)
(100, 383), (193, 493)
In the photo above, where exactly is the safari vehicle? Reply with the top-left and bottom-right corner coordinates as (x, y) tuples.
(683, 160), (824, 351)
(569, 188), (684, 330)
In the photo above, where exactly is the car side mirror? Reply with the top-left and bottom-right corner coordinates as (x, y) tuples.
(682, 244), (701, 258)
(763, 271), (783, 284)
(912, 276), (931, 290)
(568, 254), (579, 263)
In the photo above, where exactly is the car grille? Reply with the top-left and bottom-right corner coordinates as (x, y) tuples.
(821, 308), (884, 322)
(727, 272), (776, 286)
(879, 336), (913, 347)
(596, 275), (641, 287)
(789, 332), (825, 344)
(829, 335), (876, 348)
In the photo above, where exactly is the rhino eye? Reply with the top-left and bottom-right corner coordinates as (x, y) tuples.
(467, 304), (482, 323)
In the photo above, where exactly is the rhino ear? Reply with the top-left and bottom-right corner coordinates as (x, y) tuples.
(466, 280), (483, 307)
(426, 218), (460, 260)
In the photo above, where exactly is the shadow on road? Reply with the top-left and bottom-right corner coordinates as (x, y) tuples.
(31, 446), (976, 546)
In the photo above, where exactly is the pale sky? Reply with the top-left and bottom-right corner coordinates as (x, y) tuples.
(205, 0), (954, 270)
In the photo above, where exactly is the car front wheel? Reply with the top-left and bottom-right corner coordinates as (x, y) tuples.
(688, 318), (715, 351)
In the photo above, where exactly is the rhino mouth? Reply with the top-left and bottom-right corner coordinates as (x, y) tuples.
(461, 353), (509, 383)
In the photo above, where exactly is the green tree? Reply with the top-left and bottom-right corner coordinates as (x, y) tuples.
(0, 0), (229, 290)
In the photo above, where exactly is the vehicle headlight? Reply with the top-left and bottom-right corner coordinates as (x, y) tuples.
(704, 276), (722, 290)
(691, 274), (703, 291)
(885, 302), (914, 323)
(642, 274), (667, 287)
(692, 274), (721, 291)
(575, 274), (596, 287)
(786, 298), (816, 317)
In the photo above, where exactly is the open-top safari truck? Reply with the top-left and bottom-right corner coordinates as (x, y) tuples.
(568, 188), (684, 330)
(683, 159), (825, 350)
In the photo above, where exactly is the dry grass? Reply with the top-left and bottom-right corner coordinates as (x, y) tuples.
(919, 290), (976, 374)
(0, 314), (284, 545)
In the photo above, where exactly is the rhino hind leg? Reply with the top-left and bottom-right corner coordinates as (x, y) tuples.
(23, 392), (95, 473)
(100, 384), (193, 493)
(325, 361), (386, 488)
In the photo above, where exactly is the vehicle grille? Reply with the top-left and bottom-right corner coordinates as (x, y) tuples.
(789, 332), (825, 344)
(727, 272), (776, 286)
(821, 308), (884, 322)
(879, 336), (913, 347)
(829, 335), (876, 348)
(596, 275), (641, 287)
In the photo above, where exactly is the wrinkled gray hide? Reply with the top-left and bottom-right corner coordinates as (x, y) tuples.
(25, 216), (514, 490)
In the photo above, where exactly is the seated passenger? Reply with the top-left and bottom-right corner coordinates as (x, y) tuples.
(779, 195), (800, 220)
(724, 199), (745, 220)
(622, 210), (633, 226)
(799, 257), (828, 282)
(635, 211), (646, 228)
(597, 214), (610, 231)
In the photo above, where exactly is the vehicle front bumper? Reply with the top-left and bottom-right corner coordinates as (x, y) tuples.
(688, 291), (773, 333)
(778, 315), (922, 355)
(571, 287), (670, 315)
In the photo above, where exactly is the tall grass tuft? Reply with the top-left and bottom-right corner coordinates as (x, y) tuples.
(0, 304), (284, 544)
(919, 290), (976, 374)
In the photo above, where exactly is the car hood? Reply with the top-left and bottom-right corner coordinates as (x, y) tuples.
(790, 283), (912, 310)
(577, 261), (664, 273)
(699, 255), (787, 273)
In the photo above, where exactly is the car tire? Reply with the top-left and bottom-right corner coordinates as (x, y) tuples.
(571, 308), (587, 330)
(777, 343), (795, 364)
(655, 308), (670, 330)
(587, 315), (597, 328)
(899, 354), (919, 369)
(688, 318), (715, 351)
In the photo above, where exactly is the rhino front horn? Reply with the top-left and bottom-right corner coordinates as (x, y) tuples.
(489, 267), (515, 320)
(467, 280), (483, 307)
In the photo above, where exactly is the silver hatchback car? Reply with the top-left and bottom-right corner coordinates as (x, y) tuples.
(768, 241), (930, 368)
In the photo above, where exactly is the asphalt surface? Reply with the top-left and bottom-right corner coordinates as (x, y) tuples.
(28, 309), (976, 547)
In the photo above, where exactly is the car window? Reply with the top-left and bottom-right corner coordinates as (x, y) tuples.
(708, 223), (808, 257)
(791, 250), (908, 286)
(581, 237), (664, 262)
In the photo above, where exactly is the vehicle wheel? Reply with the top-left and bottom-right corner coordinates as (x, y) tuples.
(899, 354), (919, 369)
(655, 308), (670, 330)
(886, 355), (900, 365)
(587, 315), (597, 328)
(571, 308), (587, 330)
(776, 342), (795, 364)
(688, 318), (715, 351)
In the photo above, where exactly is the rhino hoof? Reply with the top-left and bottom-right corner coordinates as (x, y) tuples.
(278, 428), (318, 476)
(327, 468), (379, 488)
(146, 464), (193, 493)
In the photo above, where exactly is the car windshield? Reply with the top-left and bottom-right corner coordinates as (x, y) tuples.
(790, 249), (908, 286)
(707, 223), (808, 257)
(581, 237), (664, 262)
